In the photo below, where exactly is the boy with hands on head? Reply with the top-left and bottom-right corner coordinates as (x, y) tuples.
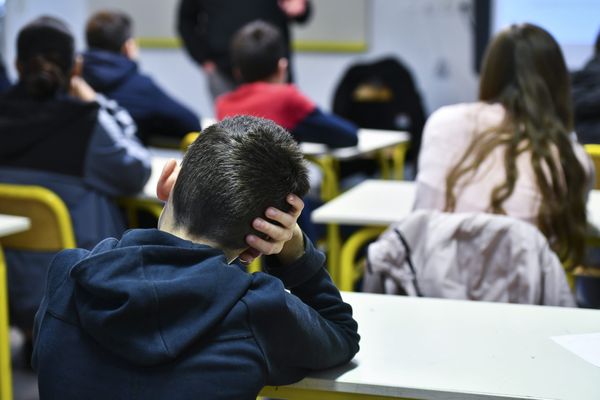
(33, 115), (359, 400)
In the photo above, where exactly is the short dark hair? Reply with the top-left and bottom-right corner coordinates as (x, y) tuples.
(17, 16), (74, 99)
(86, 11), (132, 53)
(596, 28), (600, 55)
(172, 116), (309, 250)
(231, 20), (285, 83)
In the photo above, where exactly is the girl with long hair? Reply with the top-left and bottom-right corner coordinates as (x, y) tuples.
(415, 23), (593, 266)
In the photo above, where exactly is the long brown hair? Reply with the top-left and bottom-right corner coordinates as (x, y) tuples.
(445, 23), (587, 266)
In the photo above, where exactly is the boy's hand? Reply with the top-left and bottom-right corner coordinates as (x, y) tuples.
(69, 76), (97, 102)
(239, 194), (305, 265)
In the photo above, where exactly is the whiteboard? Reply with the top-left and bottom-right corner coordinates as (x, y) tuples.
(87, 0), (368, 52)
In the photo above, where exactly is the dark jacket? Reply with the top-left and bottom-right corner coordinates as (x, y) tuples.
(573, 55), (600, 144)
(33, 229), (360, 399)
(333, 57), (426, 162)
(177, 0), (310, 81)
(83, 49), (201, 143)
(0, 85), (151, 330)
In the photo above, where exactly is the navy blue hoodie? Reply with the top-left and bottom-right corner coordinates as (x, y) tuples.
(83, 49), (201, 143)
(33, 229), (359, 399)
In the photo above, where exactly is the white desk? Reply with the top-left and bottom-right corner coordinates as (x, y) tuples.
(263, 292), (600, 400)
(312, 179), (600, 229)
(0, 214), (31, 237)
(301, 129), (410, 160)
(312, 180), (415, 225)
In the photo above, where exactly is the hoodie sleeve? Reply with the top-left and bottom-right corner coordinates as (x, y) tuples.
(242, 235), (360, 385)
(132, 75), (201, 139)
(292, 108), (359, 148)
(83, 95), (152, 196)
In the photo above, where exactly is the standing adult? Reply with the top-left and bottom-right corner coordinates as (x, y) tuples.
(177, 0), (311, 99)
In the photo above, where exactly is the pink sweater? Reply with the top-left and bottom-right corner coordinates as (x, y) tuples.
(414, 102), (594, 225)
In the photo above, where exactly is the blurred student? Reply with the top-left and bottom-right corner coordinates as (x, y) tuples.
(33, 116), (360, 399)
(415, 23), (593, 266)
(216, 20), (358, 148)
(572, 30), (600, 144)
(178, 0), (311, 99)
(0, 16), (151, 334)
(83, 10), (201, 144)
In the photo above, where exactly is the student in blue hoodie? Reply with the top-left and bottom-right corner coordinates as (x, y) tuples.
(33, 115), (360, 399)
(0, 16), (150, 340)
(83, 10), (201, 144)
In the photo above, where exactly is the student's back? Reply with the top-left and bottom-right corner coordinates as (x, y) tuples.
(83, 11), (201, 144)
(33, 116), (360, 399)
(415, 23), (593, 267)
(216, 21), (358, 148)
(0, 16), (151, 331)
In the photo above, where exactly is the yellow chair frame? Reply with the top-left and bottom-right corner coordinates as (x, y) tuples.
(181, 132), (200, 152)
(0, 184), (76, 251)
(0, 248), (12, 400)
(0, 184), (77, 400)
(584, 144), (600, 189)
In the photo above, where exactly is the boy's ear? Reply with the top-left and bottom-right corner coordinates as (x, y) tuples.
(121, 38), (139, 60)
(277, 58), (288, 82)
(156, 159), (181, 201)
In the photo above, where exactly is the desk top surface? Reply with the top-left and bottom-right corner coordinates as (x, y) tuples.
(301, 129), (410, 159)
(311, 180), (416, 225)
(312, 179), (600, 228)
(0, 214), (30, 237)
(294, 292), (600, 400)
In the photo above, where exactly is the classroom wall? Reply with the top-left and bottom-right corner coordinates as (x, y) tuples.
(3, 0), (594, 120)
(2, 0), (481, 119)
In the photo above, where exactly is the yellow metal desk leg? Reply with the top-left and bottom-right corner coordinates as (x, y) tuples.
(339, 227), (386, 291)
(377, 150), (391, 180)
(392, 143), (409, 181)
(326, 224), (342, 285)
(305, 155), (340, 202)
(0, 246), (13, 400)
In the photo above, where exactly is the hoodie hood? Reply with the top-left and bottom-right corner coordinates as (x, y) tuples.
(57, 229), (253, 366)
(83, 49), (138, 92)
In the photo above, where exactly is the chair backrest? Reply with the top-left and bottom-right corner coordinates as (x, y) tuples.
(584, 144), (600, 189)
(0, 184), (76, 251)
(181, 132), (200, 152)
(365, 210), (575, 306)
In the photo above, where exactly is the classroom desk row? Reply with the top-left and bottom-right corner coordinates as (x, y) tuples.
(138, 146), (600, 291)
(2, 198), (600, 399)
(312, 180), (600, 290)
(261, 291), (600, 400)
(139, 127), (410, 202)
